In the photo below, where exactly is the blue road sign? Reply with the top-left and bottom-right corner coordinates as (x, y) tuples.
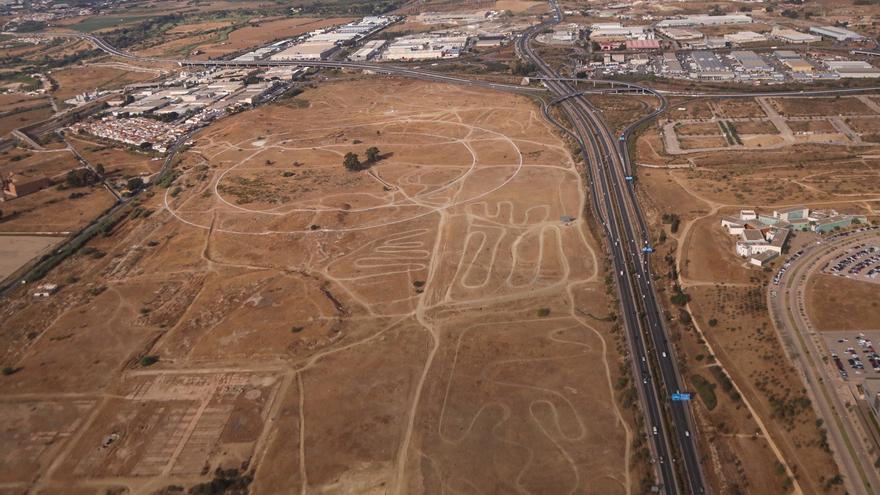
(671, 393), (692, 401)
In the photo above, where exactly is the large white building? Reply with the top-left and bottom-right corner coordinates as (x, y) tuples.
(809, 25), (865, 42)
(349, 39), (386, 61)
(770, 27), (820, 44)
(382, 33), (469, 61)
(590, 22), (652, 41)
(270, 41), (337, 61)
(825, 60), (880, 78)
(656, 14), (751, 28)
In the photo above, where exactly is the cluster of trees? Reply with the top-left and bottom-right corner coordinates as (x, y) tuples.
(343, 147), (382, 171)
(12, 20), (47, 32)
(661, 212), (681, 233)
(510, 60), (537, 76)
(65, 168), (99, 188)
(298, 0), (401, 16)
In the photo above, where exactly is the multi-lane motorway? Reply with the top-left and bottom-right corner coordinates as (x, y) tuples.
(518, 3), (706, 494)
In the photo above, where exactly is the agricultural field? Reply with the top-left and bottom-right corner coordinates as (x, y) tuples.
(0, 78), (641, 494)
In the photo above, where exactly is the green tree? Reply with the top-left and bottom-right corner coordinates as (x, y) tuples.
(127, 177), (144, 191)
(65, 168), (96, 187)
(366, 147), (380, 163)
(95, 164), (105, 176)
(343, 152), (362, 171)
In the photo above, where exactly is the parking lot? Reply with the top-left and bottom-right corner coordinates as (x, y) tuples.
(824, 331), (880, 382)
(821, 242), (880, 283)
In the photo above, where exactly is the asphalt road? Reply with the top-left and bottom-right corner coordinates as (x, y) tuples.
(770, 228), (880, 495)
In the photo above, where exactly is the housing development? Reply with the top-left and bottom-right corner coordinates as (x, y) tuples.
(1, 0), (880, 495)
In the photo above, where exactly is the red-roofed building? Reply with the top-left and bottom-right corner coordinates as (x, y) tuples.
(626, 39), (661, 51)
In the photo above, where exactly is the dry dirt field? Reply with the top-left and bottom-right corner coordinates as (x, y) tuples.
(679, 135), (728, 149)
(66, 136), (162, 178)
(675, 122), (722, 136)
(787, 120), (837, 134)
(735, 120), (778, 135)
(770, 97), (875, 117)
(0, 148), (117, 233)
(0, 235), (60, 279)
(805, 274), (880, 331)
(50, 65), (157, 102)
(0, 78), (639, 494)
(0, 105), (53, 136)
(713, 99), (768, 119)
(494, 0), (546, 13)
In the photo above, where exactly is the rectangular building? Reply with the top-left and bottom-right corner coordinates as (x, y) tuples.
(349, 39), (386, 61)
(657, 28), (703, 41)
(656, 14), (751, 28)
(731, 50), (772, 72)
(692, 50), (725, 71)
(724, 31), (767, 45)
(810, 26), (865, 42)
(825, 60), (880, 78)
(770, 27), (820, 44)
(270, 41), (337, 61)
(626, 39), (660, 51)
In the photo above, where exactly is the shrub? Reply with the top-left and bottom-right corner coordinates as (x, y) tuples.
(139, 355), (159, 367)
(537, 308), (551, 317)
(691, 374), (717, 410)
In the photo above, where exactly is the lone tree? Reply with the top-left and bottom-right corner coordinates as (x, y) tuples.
(343, 152), (363, 171)
(366, 146), (380, 163)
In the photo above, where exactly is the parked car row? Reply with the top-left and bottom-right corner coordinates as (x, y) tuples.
(773, 249), (805, 285)
(832, 335), (880, 378)
(829, 245), (876, 272)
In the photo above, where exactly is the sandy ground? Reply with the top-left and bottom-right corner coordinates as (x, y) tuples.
(0, 79), (636, 495)
(0, 235), (60, 279)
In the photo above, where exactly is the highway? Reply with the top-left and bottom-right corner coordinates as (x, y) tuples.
(519, 3), (705, 494)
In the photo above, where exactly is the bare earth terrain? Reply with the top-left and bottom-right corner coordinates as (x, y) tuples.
(0, 79), (637, 494)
